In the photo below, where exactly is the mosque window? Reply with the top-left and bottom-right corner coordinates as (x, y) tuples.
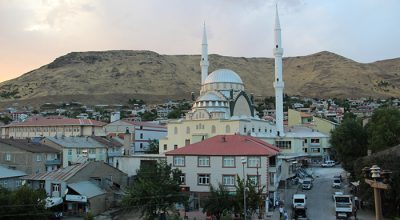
(276, 45), (278, 48)
(225, 125), (231, 133)
(258, 128), (261, 132)
(244, 127), (247, 133)
(186, 127), (190, 134)
(265, 128), (267, 132)
(252, 128), (255, 132)
(174, 127), (178, 135)
(211, 125), (216, 134)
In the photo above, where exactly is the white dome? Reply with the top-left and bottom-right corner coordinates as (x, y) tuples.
(198, 92), (224, 101)
(204, 69), (243, 84)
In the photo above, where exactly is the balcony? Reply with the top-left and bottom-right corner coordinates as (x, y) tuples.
(108, 151), (123, 157)
(45, 159), (61, 165)
(308, 142), (321, 147)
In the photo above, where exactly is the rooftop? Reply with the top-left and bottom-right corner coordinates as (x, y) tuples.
(3, 116), (106, 127)
(68, 181), (106, 198)
(46, 136), (106, 148)
(166, 134), (280, 156)
(0, 138), (60, 153)
(22, 162), (89, 181)
(0, 165), (27, 179)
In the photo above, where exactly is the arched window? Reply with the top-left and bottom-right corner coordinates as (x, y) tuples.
(186, 126), (190, 134)
(225, 125), (231, 133)
(211, 125), (216, 134)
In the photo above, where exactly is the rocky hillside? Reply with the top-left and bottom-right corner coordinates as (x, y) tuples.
(0, 50), (399, 107)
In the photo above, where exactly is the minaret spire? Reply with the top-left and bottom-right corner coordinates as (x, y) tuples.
(273, 4), (285, 136)
(200, 23), (209, 85)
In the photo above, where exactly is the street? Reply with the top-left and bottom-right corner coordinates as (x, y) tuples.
(275, 166), (378, 220)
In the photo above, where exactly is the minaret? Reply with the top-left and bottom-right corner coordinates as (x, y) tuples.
(200, 23), (209, 85)
(273, 5), (285, 136)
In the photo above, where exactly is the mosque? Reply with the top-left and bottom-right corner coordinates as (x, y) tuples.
(159, 6), (330, 174)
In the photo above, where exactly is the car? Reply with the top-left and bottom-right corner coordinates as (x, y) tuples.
(332, 178), (342, 188)
(332, 191), (344, 201)
(321, 160), (335, 167)
(302, 179), (313, 190)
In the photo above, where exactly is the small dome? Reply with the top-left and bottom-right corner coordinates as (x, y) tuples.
(198, 92), (225, 101)
(204, 69), (243, 84)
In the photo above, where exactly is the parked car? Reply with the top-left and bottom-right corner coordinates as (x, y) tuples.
(332, 178), (342, 188)
(321, 160), (335, 167)
(302, 178), (313, 190)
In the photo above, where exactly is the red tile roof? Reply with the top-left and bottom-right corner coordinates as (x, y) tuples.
(3, 116), (106, 127)
(165, 135), (280, 156)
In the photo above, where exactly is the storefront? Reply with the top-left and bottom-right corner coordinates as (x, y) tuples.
(64, 194), (88, 216)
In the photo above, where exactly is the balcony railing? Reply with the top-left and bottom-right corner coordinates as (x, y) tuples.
(308, 142), (321, 147)
(45, 159), (61, 165)
(108, 151), (123, 157)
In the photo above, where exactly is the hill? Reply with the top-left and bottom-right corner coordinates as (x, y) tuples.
(0, 50), (399, 107)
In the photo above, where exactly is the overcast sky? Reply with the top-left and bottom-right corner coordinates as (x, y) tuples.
(0, 0), (399, 83)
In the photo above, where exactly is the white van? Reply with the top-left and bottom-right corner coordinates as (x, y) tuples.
(292, 194), (307, 209)
(321, 160), (335, 167)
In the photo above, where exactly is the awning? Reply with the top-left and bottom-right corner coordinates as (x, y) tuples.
(45, 197), (63, 208)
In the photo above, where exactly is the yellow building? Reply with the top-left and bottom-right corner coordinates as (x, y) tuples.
(288, 109), (338, 135)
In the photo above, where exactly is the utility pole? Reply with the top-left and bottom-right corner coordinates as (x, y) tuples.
(241, 157), (247, 220)
(363, 165), (390, 220)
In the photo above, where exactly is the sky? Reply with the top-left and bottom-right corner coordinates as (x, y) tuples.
(0, 0), (399, 83)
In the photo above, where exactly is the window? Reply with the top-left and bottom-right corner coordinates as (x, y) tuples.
(304, 139), (308, 143)
(186, 126), (190, 134)
(173, 156), (185, 166)
(223, 175), (235, 186)
(211, 125), (216, 134)
(225, 125), (230, 133)
(68, 149), (72, 156)
(36, 154), (42, 161)
(311, 138), (320, 143)
(223, 156), (235, 167)
(180, 174), (186, 185)
(15, 180), (22, 188)
(140, 143), (143, 149)
(185, 139), (190, 146)
(140, 133), (143, 139)
(163, 144), (167, 151)
(198, 174), (210, 185)
(311, 148), (320, 153)
(248, 175), (260, 186)
(52, 183), (60, 192)
(248, 157), (261, 168)
(275, 141), (292, 149)
(5, 153), (11, 161)
(174, 127), (178, 135)
(174, 144), (178, 149)
(252, 128), (255, 132)
(198, 156), (210, 167)
(88, 149), (96, 154)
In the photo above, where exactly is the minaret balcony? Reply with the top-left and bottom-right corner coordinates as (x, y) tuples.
(273, 48), (284, 55)
(273, 81), (285, 88)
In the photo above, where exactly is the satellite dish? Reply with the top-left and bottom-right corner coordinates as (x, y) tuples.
(64, 188), (69, 195)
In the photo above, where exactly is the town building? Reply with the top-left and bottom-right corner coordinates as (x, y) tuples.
(23, 161), (128, 216)
(0, 165), (27, 190)
(104, 120), (167, 154)
(165, 134), (281, 210)
(0, 138), (61, 174)
(43, 136), (108, 168)
(1, 116), (106, 139)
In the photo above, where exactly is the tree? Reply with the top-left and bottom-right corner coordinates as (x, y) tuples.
(367, 107), (400, 152)
(146, 139), (159, 154)
(202, 184), (235, 220)
(234, 176), (265, 219)
(0, 185), (48, 220)
(330, 116), (368, 172)
(122, 160), (187, 219)
(139, 110), (158, 121)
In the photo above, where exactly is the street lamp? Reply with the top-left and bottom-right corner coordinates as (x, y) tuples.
(363, 165), (389, 220)
(241, 157), (247, 220)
